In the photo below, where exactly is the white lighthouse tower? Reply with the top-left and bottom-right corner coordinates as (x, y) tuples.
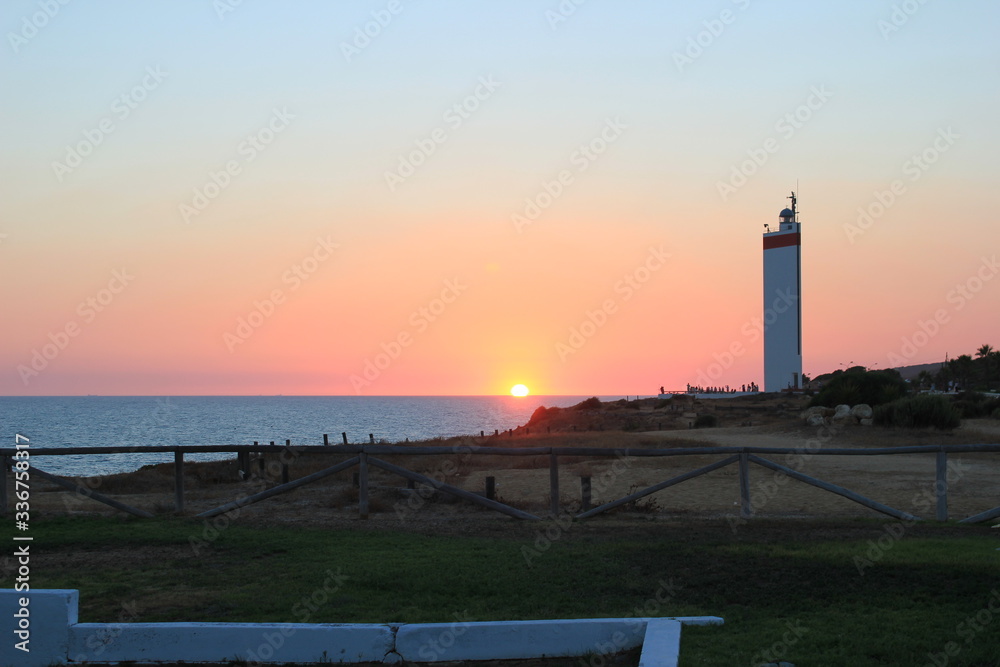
(763, 192), (802, 392)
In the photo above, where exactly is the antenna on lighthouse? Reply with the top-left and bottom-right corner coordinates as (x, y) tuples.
(788, 190), (797, 222)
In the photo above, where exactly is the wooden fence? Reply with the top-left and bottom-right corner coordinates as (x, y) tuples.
(3, 442), (1000, 524)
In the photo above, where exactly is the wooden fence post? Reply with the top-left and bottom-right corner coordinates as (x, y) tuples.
(174, 451), (184, 513)
(581, 476), (592, 511)
(549, 453), (560, 517)
(936, 449), (948, 521)
(342, 432), (348, 445)
(739, 452), (752, 519)
(369, 434), (375, 444)
(485, 476), (496, 500)
(323, 433), (329, 446)
(358, 451), (370, 519)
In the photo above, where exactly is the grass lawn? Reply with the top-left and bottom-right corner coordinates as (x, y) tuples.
(4, 516), (1000, 666)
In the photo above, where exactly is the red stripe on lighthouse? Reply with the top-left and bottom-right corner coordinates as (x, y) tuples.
(763, 233), (801, 250)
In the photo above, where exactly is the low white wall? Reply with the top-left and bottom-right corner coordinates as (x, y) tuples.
(638, 618), (682, 667)
(1, 589), (78, 667)
(68, 622), (395, 664)
(1, 590), (722, 665)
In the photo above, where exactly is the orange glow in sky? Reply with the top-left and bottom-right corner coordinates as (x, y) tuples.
(2, 3), (998, 396)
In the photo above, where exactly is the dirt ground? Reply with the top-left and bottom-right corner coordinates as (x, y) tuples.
(22, 411), (1000, 530)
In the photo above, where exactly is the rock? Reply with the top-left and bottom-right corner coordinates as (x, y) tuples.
(800, 406), (826, 423)
(832, 404), (854, 423)
(805, 413), (826, 427)
(860, 418), (873, 426)
(851, 404), (873, 419)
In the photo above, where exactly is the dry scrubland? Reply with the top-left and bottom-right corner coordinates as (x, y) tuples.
(27, 394), (1000, 528)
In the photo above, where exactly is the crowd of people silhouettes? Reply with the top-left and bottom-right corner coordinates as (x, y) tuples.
(657, 383), (760, 395)
(683, 382), (758, 394)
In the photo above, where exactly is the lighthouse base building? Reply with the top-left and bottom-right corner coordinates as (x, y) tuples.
(763, 193), (802, 392)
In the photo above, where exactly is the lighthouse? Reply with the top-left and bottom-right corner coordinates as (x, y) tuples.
(763, 192), (802, 392)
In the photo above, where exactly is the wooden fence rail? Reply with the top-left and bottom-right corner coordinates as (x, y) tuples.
(3, 443), (1000, 524)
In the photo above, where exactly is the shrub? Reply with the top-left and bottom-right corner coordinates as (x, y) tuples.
(953, 392), (1000, 418)
(575, 397), (602, 411)
(873, 395), (961, 430)
(694, 414), (718, 428)
(810, 369), (909, 408)
(654, 398), (672, 410)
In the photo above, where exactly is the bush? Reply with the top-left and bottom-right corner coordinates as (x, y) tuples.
(953, 392), (1000, 418)
(694, 414), (718, 428)
(654, 398), (672, 410)
(810, 369), (909, 408)
(873, 395), (961, 430)
(575, 397), (602, 411)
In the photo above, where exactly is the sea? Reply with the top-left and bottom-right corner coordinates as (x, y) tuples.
(0, 395), (628, 477)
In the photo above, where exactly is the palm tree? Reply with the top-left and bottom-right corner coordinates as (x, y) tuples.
(974, 345), (997, 388)
(949, 355), (976, 391)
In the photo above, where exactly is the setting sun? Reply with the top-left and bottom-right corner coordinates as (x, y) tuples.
(510, 384), (530, 397)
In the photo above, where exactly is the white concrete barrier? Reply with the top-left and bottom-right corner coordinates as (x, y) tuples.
(638, 618), (683, 667)
(1, 590), (722, 665)
(394, 617), (722, 663)
(1, 589), (78, 667)
(68, 622), (395, 664)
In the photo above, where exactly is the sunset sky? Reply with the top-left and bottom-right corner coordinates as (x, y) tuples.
(2, 1), (998, 396)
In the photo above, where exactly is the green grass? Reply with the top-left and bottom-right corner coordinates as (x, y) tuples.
(4, 516), (1000, 666)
